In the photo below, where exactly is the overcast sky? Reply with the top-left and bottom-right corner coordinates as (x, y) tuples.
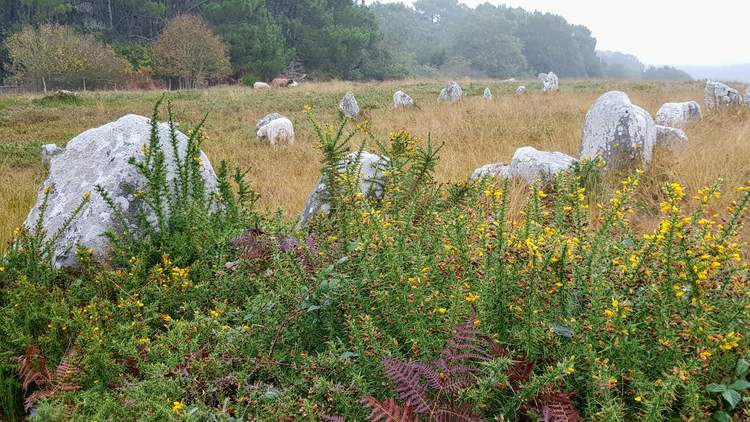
(368, 0), (750, 67)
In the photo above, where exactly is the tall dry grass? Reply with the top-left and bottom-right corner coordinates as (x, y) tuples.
(0, 79), (748, 249)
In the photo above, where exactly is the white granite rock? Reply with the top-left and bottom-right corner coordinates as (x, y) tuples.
(538, 72), (559, 93)
(24, 114), (218, 267)
(393, 90), (414, 108)
(438, 81), (463, 103)
(339, 92), (360, 118)
(655, 125), (688, 151)
(705, 81), (743, 110)
(655, 101), (702, 129)
(471, 147), (576, 184)
(299, 151), (387, 226)
(483, 87), (493, 101)
(580, 91), (656, 170)
(516, 86), (527, 95)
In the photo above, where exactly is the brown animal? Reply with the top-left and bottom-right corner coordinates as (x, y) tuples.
(271, 78), (295, 88)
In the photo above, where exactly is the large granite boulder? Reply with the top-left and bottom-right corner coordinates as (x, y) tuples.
(655, 101), (702, 129)
(516, 86), (527, 96)
(299, 151), (386, 226)
(471, 146), (576, 184)
(705, 81), (743, 110)
(580, 91), (656, 170)
(655, 125), (688, 151)
(438, 81), (463, 103)
(24, 114), (218, 267)
(255, 112), (283, 133)
(339, 92), (360, 118)
(483, 87), (493, 101)
(538, 72), (559, 93)
(393, 90), (414, 108)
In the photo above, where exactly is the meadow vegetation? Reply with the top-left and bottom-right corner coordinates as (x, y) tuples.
(0, 80), (750, 421)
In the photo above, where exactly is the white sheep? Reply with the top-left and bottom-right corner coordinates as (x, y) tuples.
(256, 117), (294, 146)
(253, 82), (271, 89)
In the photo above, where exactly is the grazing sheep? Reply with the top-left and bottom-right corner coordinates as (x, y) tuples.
(271, 78), (295, 88)
(257, 117), (294, 146)
(253, 82), (271, 89)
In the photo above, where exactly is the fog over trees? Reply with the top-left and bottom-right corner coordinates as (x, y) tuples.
(0, 0), (692, 88)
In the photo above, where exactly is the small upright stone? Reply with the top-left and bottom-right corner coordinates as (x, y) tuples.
(745, 87), (750, 105)
(655, 125), (688, 151)
(471, 163), (509, 180)
(299, 151), (387, 226)
(705, 80), (743, 110)
(516, 86), (527, 95)
(339, 92), (360, 118)
(41, 144), (64, 168)
(538, 72), (559, 93)
(255, 113), (283, 133)
(438, 81), (463, 103)
(393, 90), (414, 108)
(470, 147), (576, 184)
(580, 91), (656, 170)
(655, 101), (702, 129)
(483, 87), (493, 101)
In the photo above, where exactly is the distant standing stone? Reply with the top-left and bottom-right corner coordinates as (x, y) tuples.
(580, 91), (656, 170)
(393, 90), (414, 108)
(745, 87), (750, 105)
(516, 86), (527, 95)
(255, 112), (283, 133)
(438, 81), (463, 103)
(655, 125), (688, 151)
(705, 80), (743, 110)
(483, 87), (493, 101)
(339, 92), (360, 118)
(41, 144), (64, 168)
(655, 101), (702, 129)
(538, 72), (559, 93)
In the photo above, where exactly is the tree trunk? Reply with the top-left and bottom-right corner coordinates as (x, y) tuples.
(42, 76), (47, 94)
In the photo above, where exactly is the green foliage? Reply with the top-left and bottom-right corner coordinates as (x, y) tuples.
(241, 73), (257, 87)
(113, 43), (152, 71)
(203, 0), (293, 80)
(2, 108), (750, 420)
(643, 65), (693, 81)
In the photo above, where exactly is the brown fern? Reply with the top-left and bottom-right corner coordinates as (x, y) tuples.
(361, 397), (418, 422)
(383, 358), (431, 414)
(18, 347), (80, 411)
(534, 392), (581, 422)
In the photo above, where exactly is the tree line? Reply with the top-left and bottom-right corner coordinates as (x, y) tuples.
(0, 0), (691, 90)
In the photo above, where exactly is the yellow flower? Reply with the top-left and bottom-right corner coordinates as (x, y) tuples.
(634, 396), (642, 402)
(465, 293), (479, 303)
(210, 309), (221, 318)
(172, 401), (185, 412)
(436, 307), (447, 315)
(607, 377), (618, 388)
(162, 314), (172, 323)
(566, 365), (575, 374)
(138, 337), (150, 345)
(242, 325), (251, 332)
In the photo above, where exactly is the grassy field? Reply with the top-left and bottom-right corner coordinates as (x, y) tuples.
(1, 79), (749, 248)
(3, 79), (750, 421)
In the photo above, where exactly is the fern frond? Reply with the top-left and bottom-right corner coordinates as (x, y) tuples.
(382, 358), (431, 414)
(361, 397), (418, 422)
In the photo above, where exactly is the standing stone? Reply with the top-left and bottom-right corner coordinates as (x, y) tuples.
(538, 72), (559, 93)
(516, 86), (527, 96)
(41, 144), (64, 168)
(24, 114), (218, 267)
(470, 147), (576, 184)
(299, 151), (387, 226)
(580, 91), (657, 170)
(438, 81), (463, 103)
(393, 90), (414, 108)
(655, 101), (702, 129)
(255, 113), (283, 133)
(655, 125), (688, 151)
(705, 81), (743, 110)
(483, 87), (493, 101)
(339, 92), (360, 118)
(745, 87), (750, 105)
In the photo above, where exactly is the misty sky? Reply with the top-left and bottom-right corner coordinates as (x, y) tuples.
(369, 0), (750, 67)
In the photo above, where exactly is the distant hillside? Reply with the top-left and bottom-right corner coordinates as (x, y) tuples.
(679, 64), (750, 83)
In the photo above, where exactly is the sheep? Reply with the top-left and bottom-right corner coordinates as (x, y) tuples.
(256, 117), (294, 147)
(271, 78), (295, 88)
(253, 82), (271, 89)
